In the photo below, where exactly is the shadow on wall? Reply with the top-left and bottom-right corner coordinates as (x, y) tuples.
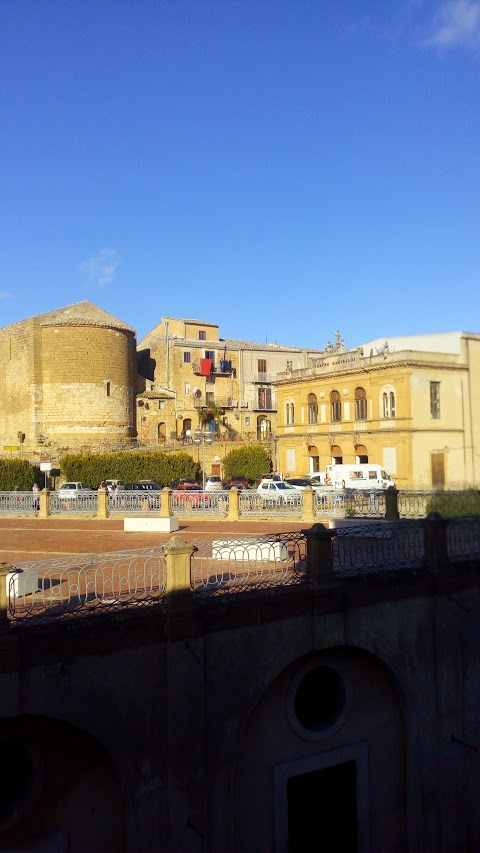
(0, 714), (124, 851)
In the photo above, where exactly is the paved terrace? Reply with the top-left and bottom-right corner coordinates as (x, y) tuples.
(0, 517), (307, 564)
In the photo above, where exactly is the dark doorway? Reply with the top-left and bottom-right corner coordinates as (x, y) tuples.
(287, 760), (357, 853)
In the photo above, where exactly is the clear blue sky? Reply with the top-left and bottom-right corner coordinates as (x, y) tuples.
(1, 0), (479, 349)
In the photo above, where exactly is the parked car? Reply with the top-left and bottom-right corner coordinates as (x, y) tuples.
(122, 482), (162, 509)
(205, 476), (223, 492)
(228, 475), (249, 489)
(284, 478), (323, 490)
(173, 485), (211, 508)
(256, 480), (302, 506)
(58, 482), (95, 501)
(176, 478), (200, 490)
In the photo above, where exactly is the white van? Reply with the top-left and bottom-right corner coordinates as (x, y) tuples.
(324, 464), (394, 490)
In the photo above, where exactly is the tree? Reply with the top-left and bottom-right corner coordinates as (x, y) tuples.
(222, 445), (271, 485)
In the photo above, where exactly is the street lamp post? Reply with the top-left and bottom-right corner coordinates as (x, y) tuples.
(193, 427), (215, 490)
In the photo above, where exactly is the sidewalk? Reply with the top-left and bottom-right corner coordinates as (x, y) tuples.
(0, 517), (309, 564)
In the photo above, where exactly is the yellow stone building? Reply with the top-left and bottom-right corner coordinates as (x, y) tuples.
(136, 316), (328, 449)
(275, 332), (480, 489)
(0, 301), (137, 453)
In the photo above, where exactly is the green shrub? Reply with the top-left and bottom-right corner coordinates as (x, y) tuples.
(425, 490), (480, 518)
(0, 458), (40, 490)
(222, 445), (271, 485)
(60, 451), (199, 488)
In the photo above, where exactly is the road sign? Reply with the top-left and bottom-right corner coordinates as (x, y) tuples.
(40, 462), (52, 472)
(3, 446), (19, 451)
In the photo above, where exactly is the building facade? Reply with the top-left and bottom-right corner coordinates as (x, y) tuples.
(136, 316), (330, 448)
(0, 302), (137, 454)
(274, 332), (480, 489)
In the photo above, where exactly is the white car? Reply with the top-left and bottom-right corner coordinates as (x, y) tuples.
(256, 480), (302, 506)
(205, 476), (223, 492)
(58, 482), (95, 501)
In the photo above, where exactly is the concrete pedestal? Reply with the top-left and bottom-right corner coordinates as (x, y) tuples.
(124, 517), (180, 533)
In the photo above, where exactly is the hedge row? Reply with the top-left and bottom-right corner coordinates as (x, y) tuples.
(0, 459), (40, 490)
(425, 490), (480, 518)
(60, 451), (199, 489)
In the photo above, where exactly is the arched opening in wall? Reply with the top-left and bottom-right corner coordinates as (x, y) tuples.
(0, 715), (124, 851)
(331, 445), (342, 464)
(157, 422), (166, 444)
(355, 445), (368, 464)
(257, 416), (271, 440)
(308, 445), (319, 473)
(234, 647), (406, 853)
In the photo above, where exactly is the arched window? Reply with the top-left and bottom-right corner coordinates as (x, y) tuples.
(381, 386), (396, 419)
(307, 394), (318, 424)
(330, 390), (341, 423)
(354, 387), (367, 421)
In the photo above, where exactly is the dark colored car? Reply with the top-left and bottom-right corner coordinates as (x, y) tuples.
(228, 475), (249, 489)
(121, 482), (162, 509)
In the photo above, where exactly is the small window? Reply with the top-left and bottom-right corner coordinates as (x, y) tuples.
(330, 390), (341, 423)
(185, 382), (190, 395)
(183, 351), (191, 363)
(159, 401), (166, 410)
(106, 382), (111, 397)
(199, 331), (206, 340)
(205, 350), (215, 362)
(430, 382), (440, 419)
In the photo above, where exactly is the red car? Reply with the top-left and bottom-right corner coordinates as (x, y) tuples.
(173, 485), (211, 508)
(227, 475), (249, 489)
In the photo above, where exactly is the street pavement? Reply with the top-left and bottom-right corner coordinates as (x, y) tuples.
(0, 517), (309, 565)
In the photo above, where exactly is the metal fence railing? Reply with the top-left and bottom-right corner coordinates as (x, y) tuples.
(1, 488), (480, 522)
(238, 490), (303, 518)
(8, 545), (166, 624)
(192, 532), (307, 597)
(5, 519), (480, 624)
(332, 521), (426, 577)
(0, 491), (39, 515)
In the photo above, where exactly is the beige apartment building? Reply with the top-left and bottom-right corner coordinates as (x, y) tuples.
(274, 332), (480, 489)
(136, 316), (329, 447)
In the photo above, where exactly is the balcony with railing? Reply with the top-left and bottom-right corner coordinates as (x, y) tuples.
(192, 360), (234, 376)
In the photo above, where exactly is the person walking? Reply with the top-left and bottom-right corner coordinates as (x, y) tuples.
(32, 482), (40, 511)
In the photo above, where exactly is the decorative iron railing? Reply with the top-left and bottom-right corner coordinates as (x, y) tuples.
(447, 518), (480, 562)
(49, 491), (98, 515)
(192, 532), (307, 597)
(8, 545), (166, 624)
(332, 521), (426, 576)
(171, 491), (229, 516)
(238, 490), (303, 518)
(107, 490), (160, 514)
(0, 491), (38, 515)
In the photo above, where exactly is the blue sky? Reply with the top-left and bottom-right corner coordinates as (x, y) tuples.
(1, 0), (479, 350)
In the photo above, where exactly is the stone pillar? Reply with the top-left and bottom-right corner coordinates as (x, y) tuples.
(301, 486), (315, 523)
(385, 488), (400, 520)
(0, 563), (13, 628)
(160, 488), (174, 518)
(97, 488), (109, 519)
(302, 524), (337, 590)
(39, 488), (50, 519)
(227, 486), (239, 521)
(164, 536), (197, 599)
(424, 512), (449, 573)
